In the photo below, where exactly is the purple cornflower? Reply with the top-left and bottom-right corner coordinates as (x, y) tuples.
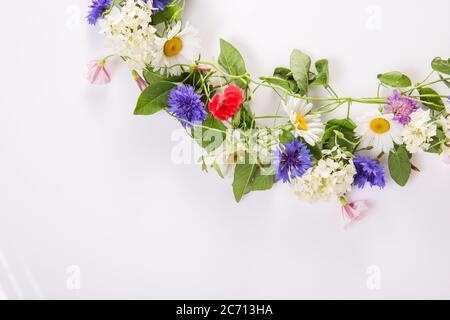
(274, 139), (313, 183)
(168, 85), (208, 128)
(143, 0), (172, 10)
(353, 156), (386, 189)
(86, 0), (111, 25)
(385, 90), (419, 125)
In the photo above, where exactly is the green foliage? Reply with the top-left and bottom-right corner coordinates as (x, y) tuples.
(440, 75), (450, 89)
(151, 4), (182, 25)
(218, 39), (248, 88)
(252, 169), (276, 191)
(290, 49), (311, 96)
(134, 81), (177, 115)
(388, 145), (412, 187)
(272, 67), (298, 93)
(279, 129), (295, 145)
(432, 57), (450, 75)
(322, 118), (357, 151)
(232, 103), (256, 130)
(377, 71), (412, 88)
(233, 159), (257, 202)
(308, 143), (323, 160)
(311, 59), (329, 87)
(427, 129), (447, 154)
(192, 115), (227, 152)
(143, 68), (185, 84)
(417, 87), (444, 111)
(260, 76), (297, 93)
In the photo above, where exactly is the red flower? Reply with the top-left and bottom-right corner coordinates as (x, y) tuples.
(208, 84), (244, 121)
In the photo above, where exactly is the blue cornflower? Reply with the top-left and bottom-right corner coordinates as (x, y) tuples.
(353, 156), (386, 189)
(168, 85), (208, 128)
(87, 0), (111, 25)
(274, 139), (314, 183)
(143, 0), (172, 10)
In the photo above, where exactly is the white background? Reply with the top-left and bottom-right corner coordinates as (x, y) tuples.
(1, 0), (450, 299)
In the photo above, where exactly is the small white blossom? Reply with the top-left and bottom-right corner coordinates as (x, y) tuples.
(401, 109), (437, 154)
(291, 151), (356, 202)
(203, 129), (280, 177)
(99, 0), (157, 69)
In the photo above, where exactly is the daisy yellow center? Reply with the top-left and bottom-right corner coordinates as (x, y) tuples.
(164, 37), (183, 57)
(370, 118), (391, 134)
(294, 113), (308, 131)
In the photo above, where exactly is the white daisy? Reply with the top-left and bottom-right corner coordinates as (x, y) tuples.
(151, 21), (201, 76)
(355, 111), (403, 156)
(282, 97), (324, 146)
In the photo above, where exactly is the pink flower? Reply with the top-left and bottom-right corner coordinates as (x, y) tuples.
(194, 65), (211, 73)
(132, 70), (149, 92)
(340, 198), (369, 229)
(86, 59), (111, 85)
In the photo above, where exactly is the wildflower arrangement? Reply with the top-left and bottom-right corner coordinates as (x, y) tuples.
(87, 0), (450, 226)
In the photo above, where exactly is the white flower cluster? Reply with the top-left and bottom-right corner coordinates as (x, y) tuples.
(247, 129), (281, 166)
(401, 109), (437, 154)
(99, 0), (157, 69)
(205, 129), (280, 167)
(292, 148), (356, 202)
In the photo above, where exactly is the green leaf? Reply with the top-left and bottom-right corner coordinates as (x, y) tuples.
(432, 57), (450, 75)
(311, 59), (329, 87)
(417, 87), (444, 111)
(151, 4), (181, 25)
(193, 115), (227, 151)
(233, 161), (257, 202)
(377, 71), (412, 88)
(306, 143), (323, 161)
(218, 39), (248, 88)
(134, 81), (177, 115)
(260, 76), (297, 93)
(321, 119), (357, 150)
(388, 145), (412, 187)
(326, 119), (357, 130)
(290, 49), (311, 96)
(143, 68), (197, 86)
(279, 129), (295, 145)
(439, 75), (450, 89)
(252, 169), (275, 191)
(143, 69), (167, 84)
(273, 67), (292, 79)
(426, 129), (447, 154)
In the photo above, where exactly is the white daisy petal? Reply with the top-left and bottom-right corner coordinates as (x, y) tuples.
(151, 21), (201, 75)
(355, 111), (403, 157)
(283, 97), (324, 146)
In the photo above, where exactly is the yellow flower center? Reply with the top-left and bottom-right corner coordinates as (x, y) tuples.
(294, 113), (308, 131)
(164, 37), (183, 57)
(370, 118), (391, 134)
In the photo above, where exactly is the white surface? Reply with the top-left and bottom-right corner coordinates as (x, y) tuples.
(1, 0), (450, 299)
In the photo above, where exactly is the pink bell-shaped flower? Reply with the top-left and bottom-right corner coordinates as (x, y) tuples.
(86, 59), (111, 85)
(340, 197), (369, 229)
(132, 70), (149, 92)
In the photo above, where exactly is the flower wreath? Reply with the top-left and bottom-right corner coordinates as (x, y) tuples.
(87, 0), (450, 226)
